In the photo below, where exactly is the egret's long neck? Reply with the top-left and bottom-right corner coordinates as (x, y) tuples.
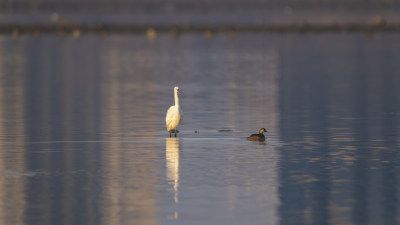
(174, 90), (180, 107)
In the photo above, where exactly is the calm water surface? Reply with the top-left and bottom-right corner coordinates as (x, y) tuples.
(0, 33), (399, 225)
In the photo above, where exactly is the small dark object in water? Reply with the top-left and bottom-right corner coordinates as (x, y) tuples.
(247, 128), (267, 141)
(218, 129), (233, 132)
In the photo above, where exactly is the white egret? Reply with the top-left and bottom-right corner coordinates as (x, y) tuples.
(166, 86), (183, 137)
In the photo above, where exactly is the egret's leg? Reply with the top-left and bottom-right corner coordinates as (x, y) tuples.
(174, 130), (177, 137)
(169, 132), (172, 137)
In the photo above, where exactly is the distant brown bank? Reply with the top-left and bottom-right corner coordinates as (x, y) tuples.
(2, 23), (400, 37)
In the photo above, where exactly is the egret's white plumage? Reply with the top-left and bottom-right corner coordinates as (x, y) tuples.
(166, 87), (183, 137)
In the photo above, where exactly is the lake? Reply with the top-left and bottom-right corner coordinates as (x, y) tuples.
(0, 33), (399, 225)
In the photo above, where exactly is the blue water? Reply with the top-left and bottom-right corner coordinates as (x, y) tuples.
(0, 33), (398, 225)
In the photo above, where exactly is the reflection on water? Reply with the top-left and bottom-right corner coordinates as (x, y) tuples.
(0, 34), (398, 225)
(165, 138), (180, 219)
(0, 39), (26, 225)
(277, 34), (400, 225)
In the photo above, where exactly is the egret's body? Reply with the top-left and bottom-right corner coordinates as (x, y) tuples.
(247, 128), (267, 141)
(166, 87), (183, 137)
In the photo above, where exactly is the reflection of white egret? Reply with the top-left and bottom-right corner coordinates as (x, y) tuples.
(165, 87), (183, 137)
(166, 138), (180, 206)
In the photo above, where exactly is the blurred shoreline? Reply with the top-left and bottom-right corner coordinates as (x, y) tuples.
(1, 22), (399, 36)
(1, 0), (400, 35)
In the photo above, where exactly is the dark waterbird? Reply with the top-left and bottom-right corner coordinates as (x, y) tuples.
(247, 128), (267, 141)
